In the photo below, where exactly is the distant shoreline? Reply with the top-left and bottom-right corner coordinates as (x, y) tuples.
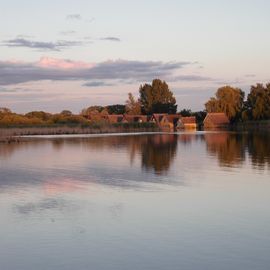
(1, 120), (270, 143)
(0, 124), (159, 143)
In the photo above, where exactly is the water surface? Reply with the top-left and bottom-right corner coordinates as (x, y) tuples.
(0, 131), (270, 270)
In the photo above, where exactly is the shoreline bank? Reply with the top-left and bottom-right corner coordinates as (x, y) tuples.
(0, 124), (159, 142)
(1, 120), (270, 143)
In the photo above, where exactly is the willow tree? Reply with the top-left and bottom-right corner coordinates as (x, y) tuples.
(139, 79), (177, 114)
(205, 86), (245, 121)
(242, 83), (270, 120)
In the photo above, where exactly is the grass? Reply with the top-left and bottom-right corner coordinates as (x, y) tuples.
(0, 122), (159, 139)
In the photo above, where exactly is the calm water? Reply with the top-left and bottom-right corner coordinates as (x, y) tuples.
(0, 131), (270, 270)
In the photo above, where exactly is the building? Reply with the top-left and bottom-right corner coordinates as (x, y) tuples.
(166, 114), (181, 129)
(123, 115), (148, 123)
(150, 114), (173, 130)
(203, 113), (230, 128)
(177, 116), (197, 130)
(84, 110), (100, 120)
(107, 114), (125, 124)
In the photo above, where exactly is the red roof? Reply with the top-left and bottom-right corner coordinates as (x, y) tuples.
(204, 113), (229, 126)
(151, 114), (168, 123)
(180, 116), (196, 124)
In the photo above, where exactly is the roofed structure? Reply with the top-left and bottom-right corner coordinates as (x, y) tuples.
(166, 114), (181, 127)
(203, 113), (230, 128)
(107, 114), (125, 124)
(177, 116), (197, 130)
(124, 115), (148, 123)
(150, 114), (173, 130)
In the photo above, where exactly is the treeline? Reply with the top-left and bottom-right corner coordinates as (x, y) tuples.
(82, 79), (270, 124)
(1, 79), (269, 128)
(0, 108), (156, 129)
(0, 109), (90, 128)
(205, 83), (270, 122)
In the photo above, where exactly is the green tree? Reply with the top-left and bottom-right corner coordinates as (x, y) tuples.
(125, 93), (141, 115)
(139, 79), (177, 114)
(106, 104), (126, 114)
(60, 110), (73, 116)
(25, 111), (52, 121)
(81, 106), (105, 115)
(205, 86), (245, 121)
(242, 83), (270, 120)
(179, 109), (192, 117)
(193, 110), (207, 124)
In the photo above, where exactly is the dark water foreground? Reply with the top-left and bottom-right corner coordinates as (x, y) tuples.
(0, 131), (270, 270)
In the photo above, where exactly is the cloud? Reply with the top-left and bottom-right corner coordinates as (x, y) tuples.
(85, 17), (95, 23)
(215, 79), (243, 85)
(245, 74), (256, 78)
(83, 81), (115, 87)
(84, 36), (92, 40)
(100, 37), (121, 42)
(0, 58), (191, 86)
(0, 87), (35, 93)
(16, 34), (35, 39)
(2, 38), (82, 51)
(38, 57), (93, 69)
(59, 30), (77, 36)
(168, 75), (212, 82)
(66, 14), (82, 20)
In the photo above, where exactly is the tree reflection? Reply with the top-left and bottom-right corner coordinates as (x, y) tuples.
(205, 132), (246, 167)
(1, 132), (270, 175)
(78, 134), (178, 175)
(141, 135), (178, 175)
(205, 132), (270, 169)
(247, 132), (270, 169)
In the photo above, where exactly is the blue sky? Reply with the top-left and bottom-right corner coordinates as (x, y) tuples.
(0, 0), (269, 113)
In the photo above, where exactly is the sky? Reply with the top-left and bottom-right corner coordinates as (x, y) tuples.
(0, 0), (269, 113)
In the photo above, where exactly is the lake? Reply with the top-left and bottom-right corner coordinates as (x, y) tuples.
(0, 131), (270, 270)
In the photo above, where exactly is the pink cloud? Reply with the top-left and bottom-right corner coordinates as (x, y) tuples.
(37, 57), (94, 69)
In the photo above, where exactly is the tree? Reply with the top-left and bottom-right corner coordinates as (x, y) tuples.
(193, 110), (207, 124)
(242, 83), (270, 120)
(81, 106), (105, 115)
(106, 104), (126, 114)
(0, 107), (12, 114)
(205, 86), (245, 121)
(25, 111), (52, 121)
(100, 109), (109, 116)
(139, 79), (177, 114)
(125, 93), (141, 115)
(60, 110), (72, 116)
(179, 109), (192, 117)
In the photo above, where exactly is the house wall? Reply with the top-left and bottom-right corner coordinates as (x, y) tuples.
(184, 123), (197, 129)
(203, 118), (214, 128)
(203, 118), (229, 129)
